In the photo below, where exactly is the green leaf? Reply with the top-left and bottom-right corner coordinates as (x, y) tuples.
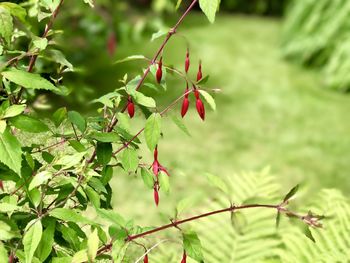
(114, 55), (146, 64)
(230, 211), (247, 234)
(0, 2), (26, 23)
(175, 0), (183, 10)
(283, 184), (299, 203)
(0, 7), (13, 44)
(144, 113), (162, 151)
(85, 186), (100, 208)
(205, 173), (229, 195)
(0, 127), (22, 175)
(0, 120), (6, 133)
(29, 171), (52, 190)
(130, 91), (156, 108)
(87, 229), (99, 262)
(0, 242), (8, 263)
(141, 168), (154, 189)
(35, 220), (55, 262)
(159, 171), (170, 194)
(1, 69), (57, 91)
(121, 147), (138, 172)
(96, 142), (112, 166)
(2, 104), (26, 119)
(52, 107), (67, 127)
(49, 208), (94, 225)
(275, 211), (281, 229)
(33, 38), (48, 50)
(95, 208), (125, 227)
(23, 220), (42, 263)
(90, 132), (120, 143)
(199, 90), (216, 111)
(55, 152), (85, 169)
(10, 115), (49, 133)
(171, 116), (191, 137)
(183, 231), (204, 262)
(68, 140), (86, 152)
(0, 203), (21, 213)
(83, 0), (94, 7)
(117, 113), (130, 132)
(68, 111), (86, 133)
(199, 0), (220, 23)
(72, 250), (88, 263)
(151, 29), (168, 42)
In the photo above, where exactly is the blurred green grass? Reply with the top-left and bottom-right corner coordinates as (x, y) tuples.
(110, 14), (350, 225)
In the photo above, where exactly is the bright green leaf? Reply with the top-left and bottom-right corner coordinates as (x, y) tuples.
(2, 104), (26, 119)
(23, 220), (42, 263)
(72, 249), (88, 263)
(0, 2), (26, 23)
(0, 128), (22, 175)
(10, 115), (49, 133)
(0, 7), (13, 44)
(1, 69), (57, 91)
(183, 231), (204, 262)
(199, 0), (220, 23)
(35, 220), (55, 262)
(49, 208), (95, 225)
(91, 132), (120, 143)
(52, 107), (67, 127)
(171, 116), (191, 137)
(29, 171), (52, 190)
(199, 90), (216, 111)
(114, 55), (146, 64)
(144, 113), (162, 151)
(141, 168), (154, 189)
(159, 171), (170, 194)
(205, 173), (229, 194)
(87, 229), (99, 262)
(0, 242), (7, 263)
(0, 120), (6, 133)
(33, 38), (48, 50)
(121, 147), (138, 172)
(95, 208), (125, 227)
(130, 91), (156, 108)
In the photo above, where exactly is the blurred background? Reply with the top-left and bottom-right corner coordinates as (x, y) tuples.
(11, 0), (350, 261)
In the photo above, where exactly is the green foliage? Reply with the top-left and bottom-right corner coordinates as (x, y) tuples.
(282, 0), (350, 91)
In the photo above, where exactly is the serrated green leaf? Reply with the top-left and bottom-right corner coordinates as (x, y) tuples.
(10, 115), (49, 133)
(144, 113), (161, 151)
(95, 208), (125, 227)
(29, 171), (52, 190)
(68, 111), (86, 133)
(121, 147), (138, 172)
(0, 128), (22, 175)
(35, 220), (55, 262)
(199, 0), (220, 23)
(2, 104), (26, 119)
(23, 220), (42, 263)
(183, 231), (204, 262)
(1, 69), (57, 91)
(52, 107), (67, 127)
(130, 91), (156, 108)
(96, 142), (112, 166)
(49, 208), (95, 225)
(0, 7), (13, 44)
(199, 90), (216, 111)
(91, 132), (120, 143)
(141, 168), (154, 189)
(87, 229), (99, 262)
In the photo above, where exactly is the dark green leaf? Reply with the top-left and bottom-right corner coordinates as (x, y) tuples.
(52, 107), (67, 127)
(69, 140), (86, 152)
(183, 231), (204, 262)
(96, 142), (112, 166)
(90, 132), (119, 143)
(283, 184), (299, 203)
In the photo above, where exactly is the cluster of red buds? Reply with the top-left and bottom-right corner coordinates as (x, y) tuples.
(181, 50), (206, 121)
(151, 146), (170, 206)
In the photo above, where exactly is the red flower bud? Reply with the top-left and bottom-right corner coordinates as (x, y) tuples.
(144, 254), (149, 263)
(181, 97), (189, 118)
(127, 97), (135, 118)
(194, 88), (200, 100)
(185, 49), (190, 73)
(0, 180), (3, 191)
(154, 186), (159, 206)
(152, 160), (160, 176)
(156, 57), (163, 84)
(197, 61), (202, 82)
(153, 146), (158, 160)
(181, 251), (187, 263)
(196, 98), (205, 121)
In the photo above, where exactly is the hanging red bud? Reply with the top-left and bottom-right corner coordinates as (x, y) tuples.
(185, 49), (190, 73)
(156, 57), (163, 84)
(0, 180), (3, 191)
(154, 186), (159, 206)
(181, 84), (190, 118)
(143, 254), (149, 263)
(196, 99), (205, 120)
(152, 159), (160, 176)
(127, 97), (135, 118)
(151, 146), (170, 177)
(197, 61), (202, 82)
(181, 251), (187, 263)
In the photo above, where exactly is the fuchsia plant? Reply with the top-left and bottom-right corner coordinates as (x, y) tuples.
(0, 0), (324, 262)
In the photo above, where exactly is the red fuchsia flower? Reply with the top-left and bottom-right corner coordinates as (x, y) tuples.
(127, 97), (135, 118)
(0, 180), (3, 191)
(144, 254), (149, 263)
(151, 147), (170, 177)
(194, 88), (205, 121)
(185, 49), (190, 73)
(153, 184), (159, 206)
(181, 251), (187, 263)
(156, 57), (163, 84)
(197, 60), (202, 82)
(181, 83), (190, 118)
